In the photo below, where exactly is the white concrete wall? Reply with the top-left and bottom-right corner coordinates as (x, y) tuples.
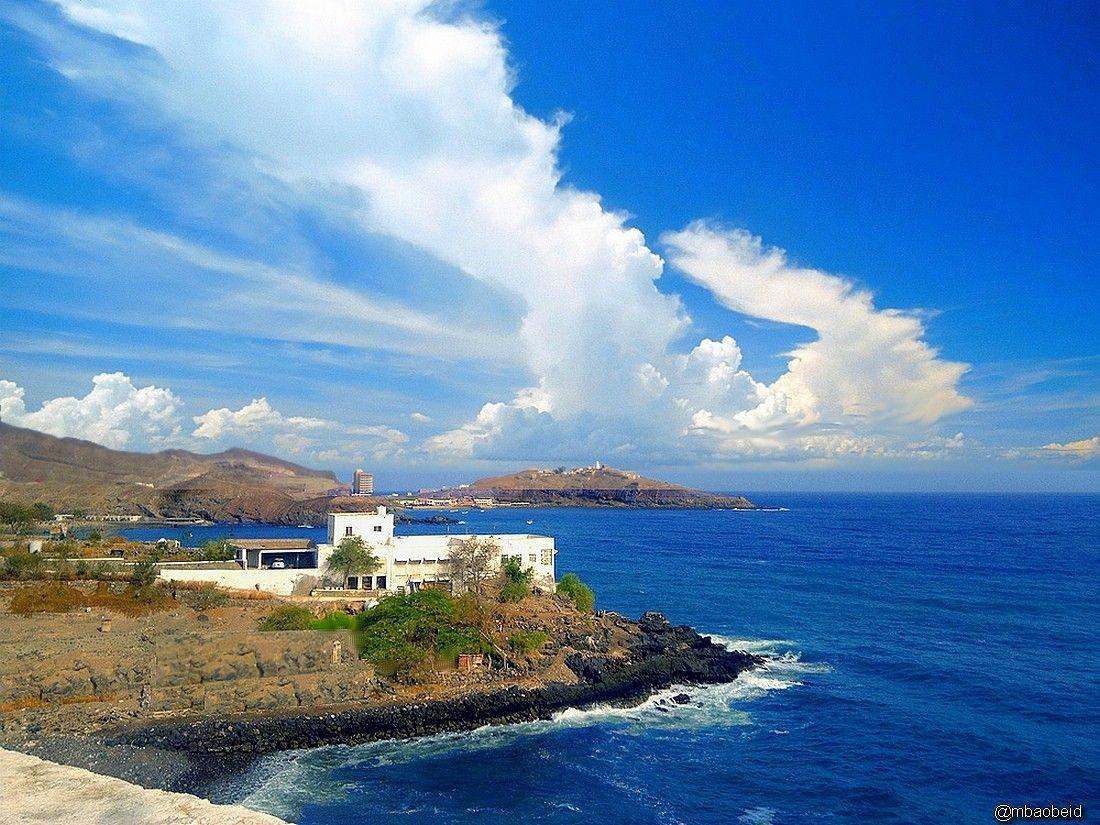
(376, 533), (555, 593)
(159, 568), (321, 596)
(328, 507), (394, 546)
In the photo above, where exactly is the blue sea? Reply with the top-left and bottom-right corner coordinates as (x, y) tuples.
(122, 494), (1100, 824)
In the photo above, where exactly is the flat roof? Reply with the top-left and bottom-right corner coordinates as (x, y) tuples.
(392, 533), (552, 542)
(229, 539), (314, 550)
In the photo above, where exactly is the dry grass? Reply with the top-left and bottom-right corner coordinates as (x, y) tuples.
(223, 587), (276, 600)
(8, 582), (86, 614)
(0, 692), (118, 713)
(163, 579), (274, 599)
(0, 696), (48, 712)
(8, 581), (175, 617)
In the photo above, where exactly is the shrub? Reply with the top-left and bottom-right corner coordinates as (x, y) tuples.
(183, 585), (230, 612)
(499, 556), (533, 602)
(129, 560), (159, 589)
(508, 630), (550, 654)
(355, 589), (483, 668)
(258, 605), (316, 631)
(3, 552), (43, 580)
(500, 579), (529, 603)
(311, 611), (356, 631)
(557, 573), (595, 613)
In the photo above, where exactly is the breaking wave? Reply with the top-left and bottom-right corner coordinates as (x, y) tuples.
(232, 635), (829, 820)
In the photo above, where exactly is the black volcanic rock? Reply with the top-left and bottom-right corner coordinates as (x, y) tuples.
(103, 612), (762, 765)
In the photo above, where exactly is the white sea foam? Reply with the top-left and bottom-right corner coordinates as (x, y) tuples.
(237, 634), (829, 819)
(739, 806), (779, 824)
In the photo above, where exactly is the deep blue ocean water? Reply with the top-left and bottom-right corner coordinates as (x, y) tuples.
(123, 494), (1100, 824)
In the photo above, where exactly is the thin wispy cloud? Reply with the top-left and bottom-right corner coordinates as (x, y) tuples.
(1, 0), (1092, 487)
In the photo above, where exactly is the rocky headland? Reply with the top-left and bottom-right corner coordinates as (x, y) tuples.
(0, 581), (761, 794)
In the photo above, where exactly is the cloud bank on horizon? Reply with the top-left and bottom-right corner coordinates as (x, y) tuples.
(0, 1), (1092, 478)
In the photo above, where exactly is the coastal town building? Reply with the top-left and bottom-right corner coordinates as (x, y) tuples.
(352, 469), (374, 496)
(157, 506), (555, 597)
(323, 509), (555, 593)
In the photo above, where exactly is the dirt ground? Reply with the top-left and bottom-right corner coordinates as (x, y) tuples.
(0, 580), (607, 748)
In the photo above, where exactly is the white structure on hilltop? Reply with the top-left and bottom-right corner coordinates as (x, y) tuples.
(158, 506), (555, 597)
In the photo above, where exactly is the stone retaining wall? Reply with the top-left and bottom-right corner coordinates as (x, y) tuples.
(0, 623), (374, 714)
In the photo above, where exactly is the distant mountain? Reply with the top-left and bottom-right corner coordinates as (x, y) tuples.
(0, 422), (350, 523)
(450, 465), (755, 509)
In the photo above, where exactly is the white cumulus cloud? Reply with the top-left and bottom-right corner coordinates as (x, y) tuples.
(0, 372), (180, 449)
(663, 224), (972, 436)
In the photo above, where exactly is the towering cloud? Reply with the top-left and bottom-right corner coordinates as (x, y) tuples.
(43, 0), (686, 423)
(23, 1), (973, 463)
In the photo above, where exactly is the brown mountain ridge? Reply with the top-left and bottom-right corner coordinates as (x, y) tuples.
(0, 422), (346, 522)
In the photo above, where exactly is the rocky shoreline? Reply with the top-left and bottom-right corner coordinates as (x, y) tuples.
(53, 613), (761, 794)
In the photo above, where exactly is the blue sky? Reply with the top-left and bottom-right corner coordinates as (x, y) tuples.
(0, 1), (1096, 491)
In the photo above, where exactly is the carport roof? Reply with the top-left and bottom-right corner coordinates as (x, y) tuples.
(228, 539), (314, 550)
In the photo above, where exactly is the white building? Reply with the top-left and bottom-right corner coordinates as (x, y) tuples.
(158, 506), (555, 597)
(321, 508), (555, 593)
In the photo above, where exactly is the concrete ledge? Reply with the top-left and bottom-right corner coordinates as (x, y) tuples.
(0, 747), (289, 824)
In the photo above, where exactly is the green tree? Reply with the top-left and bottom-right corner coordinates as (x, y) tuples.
(0, 502), (32, 534)
(327, 535), (381, 587)
(30, 502), (54, 522)
(557, 573), (595, 613)
(200, 538), (235, 561)
(87, 529), (103, 543)
(499, 556), (533, 603)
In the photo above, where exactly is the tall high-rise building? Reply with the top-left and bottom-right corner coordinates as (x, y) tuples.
(352, 469), (374, 496)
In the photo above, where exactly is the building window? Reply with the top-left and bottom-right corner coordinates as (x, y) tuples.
(347, 575), (359, 590)
(376, 575), (387, 590)
(541, 550), (552, 565)
(373, 525), (382, 532)
(345, 526), (353, 536)
(529, 553), (536, 563)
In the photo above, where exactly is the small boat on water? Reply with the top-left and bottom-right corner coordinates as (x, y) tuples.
(526, 519), (534, 525)
(297, 524), (313, 528)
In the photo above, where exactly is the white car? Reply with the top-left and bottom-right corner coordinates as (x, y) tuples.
(270, 558), (286, 570)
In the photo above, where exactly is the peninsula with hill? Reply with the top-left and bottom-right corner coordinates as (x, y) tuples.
(0, 423), (755, 525)
(431, 463), (755, 509)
